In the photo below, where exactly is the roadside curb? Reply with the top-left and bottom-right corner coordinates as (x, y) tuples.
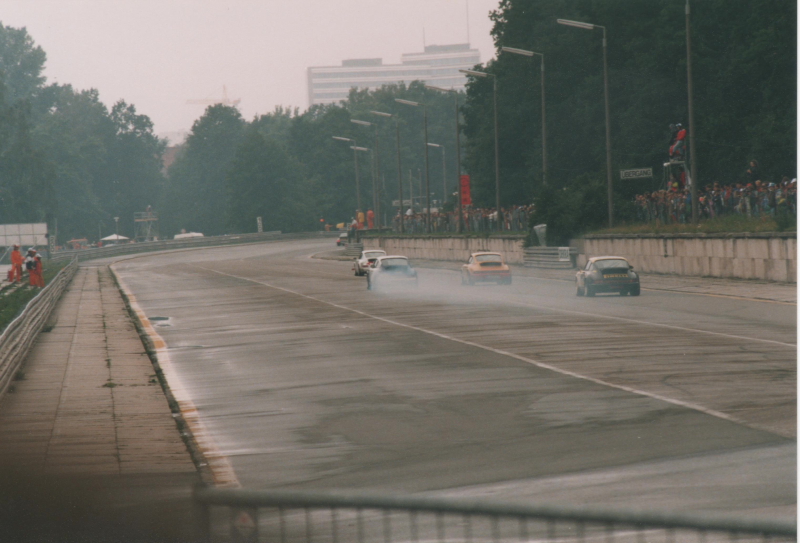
(108, 265), (214, 486)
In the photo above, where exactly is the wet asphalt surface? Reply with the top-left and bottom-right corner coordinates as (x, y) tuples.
(111, 239), (796, 516)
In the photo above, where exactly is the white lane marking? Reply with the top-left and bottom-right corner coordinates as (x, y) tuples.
(197, 266), (792, 438)
(421, 268), (797, 348)
(112, 267), (241, 488)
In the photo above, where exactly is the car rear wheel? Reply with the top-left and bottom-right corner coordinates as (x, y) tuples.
(576, 284), (584, 296)
(586, 285), (595, 297)
(467, 273), (475, 286)
(631, 285), (641, 296)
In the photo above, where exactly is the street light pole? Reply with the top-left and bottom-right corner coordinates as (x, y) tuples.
(601, 26), (613, 228)
(460, 69), (501, 231)
(332, 136), (362, 218)
(371, 111), (403, 233)
(425, 85), (464, 233)
(352, 119), (382, 228)
(114, 216), (119, 237)
(686, 0), (699, 224)
(396, 99), (432, 233)
(557, 19), (614, 228)
(427, 143), (446, 207)
(501, 47), (547, 188)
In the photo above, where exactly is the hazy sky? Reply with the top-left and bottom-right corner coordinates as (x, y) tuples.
(2, 0), (501, 140)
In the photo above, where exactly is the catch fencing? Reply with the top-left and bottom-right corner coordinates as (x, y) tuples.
(193, 487), (795, 543)
(0, 258), (77, 399)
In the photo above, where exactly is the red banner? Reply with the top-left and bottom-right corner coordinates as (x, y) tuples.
(460, 175), (472, 206)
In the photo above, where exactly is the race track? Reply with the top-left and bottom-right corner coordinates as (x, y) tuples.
(111, 238), (796, 517)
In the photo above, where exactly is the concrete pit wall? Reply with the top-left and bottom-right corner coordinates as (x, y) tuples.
(581, 233), (796, 283)
(362, 236), (526, 264)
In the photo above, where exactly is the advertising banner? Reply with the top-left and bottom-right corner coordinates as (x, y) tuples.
(460, 175), (472, 206)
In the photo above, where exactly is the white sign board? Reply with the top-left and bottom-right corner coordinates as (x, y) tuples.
(558, 247), (571, 262)
(620, 168), (653, 180)
(0, 223), (47, 247)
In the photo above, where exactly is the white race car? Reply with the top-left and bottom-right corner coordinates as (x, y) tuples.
(366, 256), (418, 291)
(353, 249), (387, 276)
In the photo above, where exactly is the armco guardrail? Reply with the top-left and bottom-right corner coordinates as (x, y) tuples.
(524, 246), (577, 269)
(193, 487), (796, 543)
(344, 242), (364, 257)
(0, 258), (78, 399)
(49, 231), (290, 263)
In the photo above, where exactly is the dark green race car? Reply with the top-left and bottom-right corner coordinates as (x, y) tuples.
(576, 256), (640, 297)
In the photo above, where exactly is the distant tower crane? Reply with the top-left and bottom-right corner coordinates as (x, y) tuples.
(186, 85), (241, 107)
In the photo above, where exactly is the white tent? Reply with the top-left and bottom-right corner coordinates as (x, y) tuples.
(101, 234), (129, 241)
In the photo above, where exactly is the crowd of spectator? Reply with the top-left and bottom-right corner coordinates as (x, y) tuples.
(634, 177), (796, 224)
(377, 161), (797, 234)
(392, 204), (535, 234)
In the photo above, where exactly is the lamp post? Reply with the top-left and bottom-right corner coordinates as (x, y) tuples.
(501, 46), (547, 188)
(685, 0), (698, 224)
(370, 110), (404, 233)
(352, 119), (381, 228)
(460, 68), (501, 231)
(332, 136), (362, 216)
(557, 18), (613, 228)
(395, 98), (432, 233)
(427, 143), (446, 208)
(352, 145), (373, 228)
(114, 216), (119, 237)
(425, 84), (464, 232)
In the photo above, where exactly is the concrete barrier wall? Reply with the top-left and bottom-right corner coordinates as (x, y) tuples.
(362, 236), (526, 264)
(581, 233), (796, 282)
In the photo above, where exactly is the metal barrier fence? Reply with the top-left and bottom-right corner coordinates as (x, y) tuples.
(523, 247), (578, 269)
(193, 487), (796, 543)
(49, 231), (288, 263)
(0, 258), (77, 399)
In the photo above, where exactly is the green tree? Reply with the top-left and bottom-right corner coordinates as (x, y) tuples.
(106, 100), (166, 237)
(31, 85), (114, 242)
(463, 0), (795, 233)
(226, 128), (313, 233)
(162, 104), (245, 236)
(0, 23), (46, 105)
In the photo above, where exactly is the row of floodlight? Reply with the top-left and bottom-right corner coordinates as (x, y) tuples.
(332, 10), (698, 230)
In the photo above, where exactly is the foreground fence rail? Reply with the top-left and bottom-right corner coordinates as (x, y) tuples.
(193, 487), (796, 543)
(0, 258), (77, 399)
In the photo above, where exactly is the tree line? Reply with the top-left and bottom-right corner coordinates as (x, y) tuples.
(0, 23), (164, 244)
(0, 0), (794, 243)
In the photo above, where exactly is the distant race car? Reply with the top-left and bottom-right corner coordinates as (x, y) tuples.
(576, 256), (640, 297)
(461, 252), (512, 285)
(353, 249), (387, 276)
(366, 256), (418, 291)
(336, 232), (349, 246)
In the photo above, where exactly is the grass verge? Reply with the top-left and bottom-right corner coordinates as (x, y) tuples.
(0, 260), (69, 333)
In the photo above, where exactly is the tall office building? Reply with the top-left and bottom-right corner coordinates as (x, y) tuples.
(307, 43), (480, 106)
